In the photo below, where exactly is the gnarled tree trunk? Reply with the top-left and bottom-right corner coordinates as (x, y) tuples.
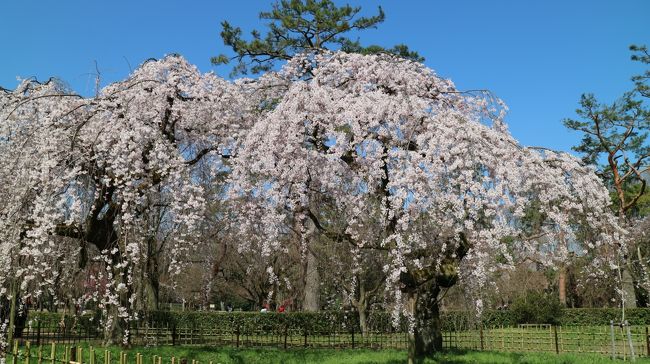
(400, 237), (467, 363)
(301, 215), (320, 312)
(406, 281), (442, 364)
(303, 248), (320, 311)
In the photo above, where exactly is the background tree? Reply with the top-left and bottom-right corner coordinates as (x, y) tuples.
(564, 45), (650, 309)
(213, 0), (422, 313)
(212, 0), (423, 76)
(631, 44), (650, 99)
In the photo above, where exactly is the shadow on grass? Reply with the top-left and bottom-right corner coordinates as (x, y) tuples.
(65, 344), (644, 364)
(429, 349), (526, 364)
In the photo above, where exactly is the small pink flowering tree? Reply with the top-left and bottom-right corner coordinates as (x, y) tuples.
(230, 52), (621, 359)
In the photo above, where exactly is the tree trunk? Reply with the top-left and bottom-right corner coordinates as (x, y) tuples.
(357, 285), (368, 337)
(351, 278), (371, 337)
(6, 277), (17, 348)
(621, 263), (637, 309)
(143, 273), (160, 311)
(303, 248), (320, 311)
(558, 267), (567, 306)
(143, 237), (160, 311)
(406, 282), (442, 364)
(359, 306), (368, 337)
(301, 215), (320, 312)
(103, 304), (123, 346)
(103, 250), (132, 346)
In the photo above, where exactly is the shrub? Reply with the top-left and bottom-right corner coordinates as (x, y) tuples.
(510, 291), (564, 325)
(26, 306), (650, 334)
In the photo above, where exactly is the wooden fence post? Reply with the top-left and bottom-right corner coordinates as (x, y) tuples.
(36, 322), (41, 347)
(351, 326), (355, 350)
(500, 325), (504, 350)
(646, 327), (649, 356)
(25, 342), (31, 364)
(610, 321), (617, 360)
(283, 324), (288, 350)
(69, 346), (75, 364)
(479, 326), (484, 351)
(553, 325), (559, 354)
(50, 344), (56, 364)
(625, 321), (636, 362)
(303, 329), (308, 348)
(11, 339), (18, 364)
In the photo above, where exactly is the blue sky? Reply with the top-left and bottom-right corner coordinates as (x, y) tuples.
(1, 0), (648, 153)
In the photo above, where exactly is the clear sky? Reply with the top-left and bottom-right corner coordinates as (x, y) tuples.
(1, 0), (648, 153)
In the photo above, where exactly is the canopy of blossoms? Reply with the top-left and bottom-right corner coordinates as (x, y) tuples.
(0, 51), (623, 345)
(230, 52), (623, 318)
(0, 55), (289, 341)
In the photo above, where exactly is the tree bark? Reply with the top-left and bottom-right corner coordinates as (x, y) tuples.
(358, 304), (368, 337)
(302, 247), (320, 312)
(356, 284), (368, 337)
(143, 237), (160, 311)
(406, 282), (442, 364)
(622, 262), (638, 309)
(143, 273), (160, 311)
(300, 213), (320, 312)
(6, 277), (17, 348)
(558, 267), (567, 306)
(103, 248), (132, 346)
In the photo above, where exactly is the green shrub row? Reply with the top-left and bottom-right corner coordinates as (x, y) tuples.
(443, 308), (650, 328)
(144, 310), (407, 333)
(27, 310), (406, 334)
(560, 308), (650, 326)
(26, 308), (650, 334)
(27, 311), (100, 328)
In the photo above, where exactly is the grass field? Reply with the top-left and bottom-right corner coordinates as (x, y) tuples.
(9, 324), (650, 364)
(9, 344), (650, 364)
(443, 324), (648, 357)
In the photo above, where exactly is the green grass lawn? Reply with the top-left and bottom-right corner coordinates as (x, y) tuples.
(434, 350), (650, 363)
(10, 344), (650, 364)
(444, 325), (648, 356)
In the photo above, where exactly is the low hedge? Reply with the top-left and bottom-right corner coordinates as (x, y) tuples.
(144, 310), (406, 333)
(26, 310), (406, 334)
(441, 310), (517, 330)
(27, 311), (100, 330)
(442, 308), (650, 327)
(25, 308), (650, 334)
(560, 308), (650, 326)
